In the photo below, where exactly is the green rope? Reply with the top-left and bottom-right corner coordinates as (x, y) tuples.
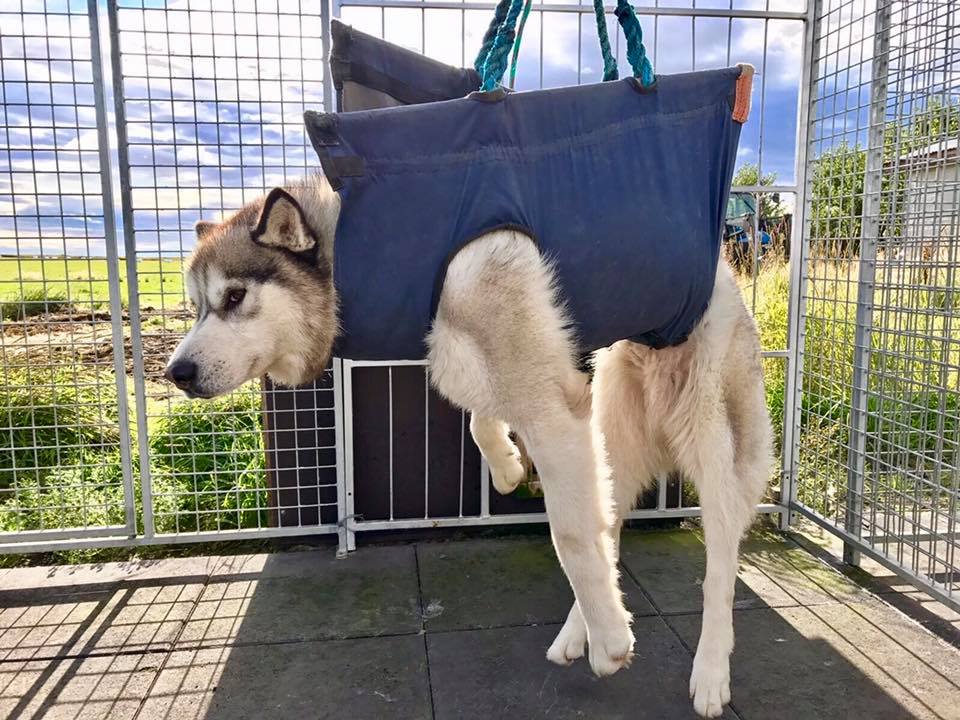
(615, 0), (654, 85)
(475, 0), (654, 91)
(507, 0), (533, 88)
(593, 0), (618, 82)
(480, 0), (525, 91)
(473, 0), (513, 74)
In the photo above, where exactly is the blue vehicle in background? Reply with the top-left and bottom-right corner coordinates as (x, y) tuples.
(725, 191), (774, 271)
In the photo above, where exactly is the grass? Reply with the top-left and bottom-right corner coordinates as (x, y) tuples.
(0, 287), (74, 321)
(0, 257), (185, 311)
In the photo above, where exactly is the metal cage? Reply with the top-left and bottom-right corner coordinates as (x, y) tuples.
(0, 0), (955, 615)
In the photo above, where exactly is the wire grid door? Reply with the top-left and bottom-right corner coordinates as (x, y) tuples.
(334, 1), (809, 547)
(108, 0), (341, 543)
(0, 0), (137, 546)
(794, 0), (959, 612)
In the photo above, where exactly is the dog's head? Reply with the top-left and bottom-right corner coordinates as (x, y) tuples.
(165, 176), (340, 398)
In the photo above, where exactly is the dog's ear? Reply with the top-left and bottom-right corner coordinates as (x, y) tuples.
(195, 220), (217, 242)
(251, 188), (317, 254)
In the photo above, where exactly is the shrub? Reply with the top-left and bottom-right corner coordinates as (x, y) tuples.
(0, 368), (121, 492)
(148, 389), (270, 533)
(1, 287), (73, 321)
(0, 450), (128, 533)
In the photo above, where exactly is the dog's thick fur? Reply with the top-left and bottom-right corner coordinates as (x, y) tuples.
(166, 174), (772, 718)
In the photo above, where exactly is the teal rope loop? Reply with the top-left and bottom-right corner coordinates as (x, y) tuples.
(507, 0), (533, 88)
(615, 0), (654, 86)
(475, 0), (654, 90)
(473, 0), (513, 74)
(592, 0), (618, 82)
(480, 0), (526, 91)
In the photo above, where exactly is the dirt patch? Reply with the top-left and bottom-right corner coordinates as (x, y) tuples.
(1, 308), (190, 384)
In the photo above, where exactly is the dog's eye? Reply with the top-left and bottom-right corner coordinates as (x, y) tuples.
(225, 288), (246, 310)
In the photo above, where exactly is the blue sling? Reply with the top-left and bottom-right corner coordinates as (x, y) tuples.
(305, 64), (747, 361)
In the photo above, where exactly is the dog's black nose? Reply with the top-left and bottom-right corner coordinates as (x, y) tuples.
(165, 359), (197, 389)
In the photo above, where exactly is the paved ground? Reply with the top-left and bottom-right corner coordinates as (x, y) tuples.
(1, 527), (958, 720)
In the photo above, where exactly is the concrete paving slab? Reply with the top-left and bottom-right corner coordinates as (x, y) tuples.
(417, 536), (655, 632)
(211, 546), (341, 579)
(0, 652), (159, 720)
(0, 583), (203, 662)
(177, 544), (420, 647)
(1, 556), (218, 595)
(668, 604), (958, 720)
(427, 617), (735, 719)
(0, 591), (110, 663)
(136, 635), (431, 720)
(619, 530), (796, 614)
(68, 583), (203, 657)
(740, 532), (875, 606)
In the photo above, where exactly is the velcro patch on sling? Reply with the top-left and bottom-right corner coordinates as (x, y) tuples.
(304, 110), (365, 191)
(732, 63), (754, 124)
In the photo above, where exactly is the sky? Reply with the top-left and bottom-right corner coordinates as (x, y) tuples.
(0, 0), (809, 258)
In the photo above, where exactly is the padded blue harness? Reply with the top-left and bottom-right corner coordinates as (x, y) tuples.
(305, 67), (746, 361)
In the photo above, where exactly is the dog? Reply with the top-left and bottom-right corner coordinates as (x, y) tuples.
(166, 173), (772, 718)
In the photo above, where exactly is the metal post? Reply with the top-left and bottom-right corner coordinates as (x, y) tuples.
(844, 0), (891, 566)
(106, 0), (155, 538)
(88, 0), (138, 536)
(333, 359), (350, 556)
(781, 0), (819, 530)
(321, 0), (334, 110)
(341, 360), (357, 552)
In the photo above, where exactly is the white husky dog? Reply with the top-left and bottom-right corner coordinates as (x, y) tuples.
(166, 174), (772, 718)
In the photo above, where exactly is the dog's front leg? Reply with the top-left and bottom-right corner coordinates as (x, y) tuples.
(470, 414), (525, 495)
(520, 408), (633, 677)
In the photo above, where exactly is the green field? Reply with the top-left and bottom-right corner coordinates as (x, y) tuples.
(0, 257), (185, 312)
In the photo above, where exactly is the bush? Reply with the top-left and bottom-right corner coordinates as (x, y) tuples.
(0, 450), (128, 533)
(0, 368), (121, 492)
(1, 287), (73, 321)
(149, 389), (270, 533)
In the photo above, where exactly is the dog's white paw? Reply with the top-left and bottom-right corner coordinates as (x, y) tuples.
(586, 619), (634, 677)
(689, 654), (731, 718)
(489, 450), (525, 495)
(546, 615), (587, 666)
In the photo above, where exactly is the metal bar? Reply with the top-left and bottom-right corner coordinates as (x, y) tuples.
(0, 524), (340, 556)
(333, 359), (350, 556)
(732, 184), (800, 194)
(843, 0), (891, 566)
(321, 0), (334, 111)
(342, 359), (357, 552)
(1, 525), (132, 544)
(480, 454), (491, 518)
(88, 0), (137, 537)
(348, 503), (788, 533)
(336, 0), (806, 20)
(780, 0), (818, 531)
(106, 0), (155, 539)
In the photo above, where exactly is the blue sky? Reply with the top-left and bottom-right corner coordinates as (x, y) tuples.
(0, 1), (804, 257)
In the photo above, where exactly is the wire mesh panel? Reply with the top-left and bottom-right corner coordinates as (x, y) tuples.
(108, 0), (338, 539)
(0, 0), (134, 540)
(796, 0), (959, 611)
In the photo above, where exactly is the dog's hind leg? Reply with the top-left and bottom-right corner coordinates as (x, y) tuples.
(547, 342), (653, 666)
(470, 415), (525, 495)
(677, 347), (770, 717)
(519, 402), (633, 676)
(427, 229), (633, 678)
